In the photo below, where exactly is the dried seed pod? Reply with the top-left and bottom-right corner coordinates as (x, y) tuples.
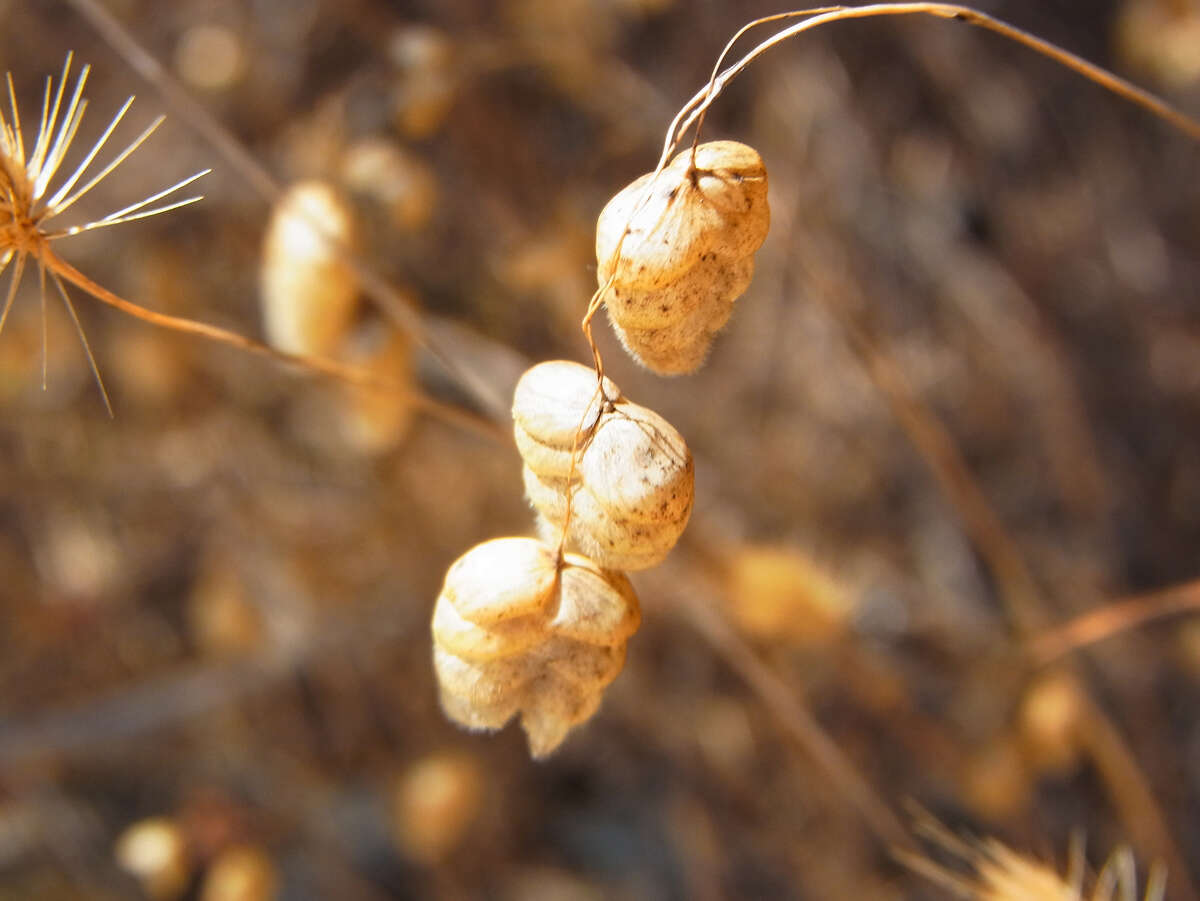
(200, 844), (278, 901)
(596, 140), (769, 374)
(260, 180), (359, 357)
(431, 537), (639, 758)
(513, 360), (694, 571)
(1019, 670), (1086, 775)
(723, 545), (854, 647)
(391, 752), (485, 864)
(114, 817), (193, 901)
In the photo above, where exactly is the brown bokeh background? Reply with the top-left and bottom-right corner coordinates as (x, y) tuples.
(1, 0), (1199, 898)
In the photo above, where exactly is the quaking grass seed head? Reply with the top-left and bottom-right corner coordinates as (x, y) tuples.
(595, 140), (769, 374)
(513, 360), (695, 572)
(431, 536), (641, 758)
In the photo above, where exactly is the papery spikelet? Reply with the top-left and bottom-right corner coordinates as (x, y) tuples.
(260, 180), (359, 357)
(513, 360), (694, 571)
(595, 140), (768, 374)
(431, 537), (640, 757)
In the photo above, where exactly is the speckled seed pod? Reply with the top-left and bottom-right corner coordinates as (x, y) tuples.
(261, 180), (359, 357)
(513, 360), (694, 571)
(431, 537), (640, 758)
(595, 140), (769, 374)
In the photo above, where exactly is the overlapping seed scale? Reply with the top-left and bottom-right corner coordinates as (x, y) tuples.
(544, 640), (627, 688)
(522, 428), (693, 570)
(596, 169), (708, 291)
(551, 553), (641, 644)
(604, 251), (754, 330)
(533, 503), (681, 573)
(596, 140), (768, 292)
(519, 678), (607, 759)
(436, 679), (518, 732)
(685, 140), (769, 254)
(433, 646), (534, 710)
(581, 405), (694, 524)
(442, 536), (557, 625)
(513, 360), (620, 479)
(436, 637), (628, 753)
(431, 595), (546, 663)
(527, 482), (684, 573)
(610, 273), (742, 374)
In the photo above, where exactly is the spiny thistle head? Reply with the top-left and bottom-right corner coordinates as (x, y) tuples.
(0, 52), (209, 413)
(901, 812), (1166, 901)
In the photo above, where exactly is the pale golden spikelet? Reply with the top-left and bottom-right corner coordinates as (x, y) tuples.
(595, 140), (769, 374)
(260, 179), (359, 357)
(431, 536), (640, 758)
(199, 844), (278, 901)
(0, 53), (208, 414)
(114, 816), (194, 901)
(513, 360), (694, 571)
(1115, 0), (1200, 90)
(1019, 670), (1087, 775)
(722, 544), (854, 647)
(390, 752), (485, 865)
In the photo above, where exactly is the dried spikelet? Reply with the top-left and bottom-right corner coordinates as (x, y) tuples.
(723, 544), (854, 647)
(391, 752), (485, 864)
(199, 844), (278, 901)
(431, 536), (640, 757)
(595, 140), (769, 374)
(187, 547), (263, 657)
(260, 180), (359, 357)
(902, 812), (1166, 901)
(1019, 670), (1087, 775)
(114, 816), (193, 901)
(513, 360), (694, 571)
(0, 54), (207, 413)
(388, 25), (457, 139)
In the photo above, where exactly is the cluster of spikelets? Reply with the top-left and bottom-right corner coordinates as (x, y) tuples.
(431, 140), (769, 756)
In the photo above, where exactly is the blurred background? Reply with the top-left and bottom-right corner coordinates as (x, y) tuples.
(0, 0), (1199, 897)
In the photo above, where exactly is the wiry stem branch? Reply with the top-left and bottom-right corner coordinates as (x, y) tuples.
(41, 247), (507, 442)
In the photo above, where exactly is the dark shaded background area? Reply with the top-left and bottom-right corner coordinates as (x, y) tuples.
(0, 0), (1198, 898)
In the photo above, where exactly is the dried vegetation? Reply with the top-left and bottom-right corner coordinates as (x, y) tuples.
(0, 0), (1199, 898)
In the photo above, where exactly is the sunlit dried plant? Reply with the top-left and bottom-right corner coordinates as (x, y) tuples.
(900, 811), (1167, 901)
(0, 52), (207, 413)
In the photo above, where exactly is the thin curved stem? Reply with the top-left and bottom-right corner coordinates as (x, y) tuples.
(1030, 579), (1200, 665)
(645, 555), (916, 853)
(42, 247), (507, 443)
(670, 4), (1200, 157)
